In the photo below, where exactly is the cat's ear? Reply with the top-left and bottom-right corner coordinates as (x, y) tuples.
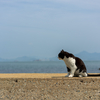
(61, 49), (64, 52)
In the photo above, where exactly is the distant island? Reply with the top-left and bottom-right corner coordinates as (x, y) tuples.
(75, 51), (100, 61)
(0, 51), (100, 62)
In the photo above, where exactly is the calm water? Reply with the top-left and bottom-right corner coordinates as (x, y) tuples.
(0, 61), (100, 73)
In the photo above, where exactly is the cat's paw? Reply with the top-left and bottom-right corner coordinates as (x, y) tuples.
(68, 74), (74, 77)
(79, 75), (82, 77)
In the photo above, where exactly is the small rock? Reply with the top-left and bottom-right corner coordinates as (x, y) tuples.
(55, 96), (57, 98)
(76, 90), (80, 92)
(89, 96), (92, 98)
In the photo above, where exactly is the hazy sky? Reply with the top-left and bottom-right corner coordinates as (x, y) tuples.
(0, 0), (100, 59)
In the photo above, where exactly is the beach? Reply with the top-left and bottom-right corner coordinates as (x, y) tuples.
(0, 73), (100, 100)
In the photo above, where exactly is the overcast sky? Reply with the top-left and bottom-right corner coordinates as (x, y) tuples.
(0, 0), (100, 59)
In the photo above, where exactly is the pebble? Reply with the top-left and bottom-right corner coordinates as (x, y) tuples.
(89, 96), (92, 98)
(76, 90), (80, 92)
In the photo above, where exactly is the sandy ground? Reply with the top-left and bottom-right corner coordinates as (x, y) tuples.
(0, 73), (100, 78)
(0, 73), (100, 100)
(0, 73), (67, 78)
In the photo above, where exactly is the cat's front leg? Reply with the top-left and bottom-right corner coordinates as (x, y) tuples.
(65, 67), (70, 77)
(65, 72), (70, 77)
(68, 66), (76, 77)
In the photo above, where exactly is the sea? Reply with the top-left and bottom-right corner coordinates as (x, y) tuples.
(0, 61), (100, 73)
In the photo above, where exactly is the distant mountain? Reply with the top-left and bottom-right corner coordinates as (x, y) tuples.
(75, 51), (100, 61)
(49, 56), (59, 61)
(0, 58), (5, 61)
(0, 56), (37, 62)
(14, 56), (36, 61)
(0, 51), (100, 61)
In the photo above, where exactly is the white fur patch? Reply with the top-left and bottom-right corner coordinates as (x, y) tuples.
(81, 72), (88, 77)
(63, 56), (77, 69)
(63, 56), (77, 77)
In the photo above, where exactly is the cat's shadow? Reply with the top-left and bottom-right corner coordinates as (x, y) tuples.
(52, 74), (100, 78)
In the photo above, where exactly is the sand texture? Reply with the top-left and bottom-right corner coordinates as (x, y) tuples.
(0, 73), (100, 100)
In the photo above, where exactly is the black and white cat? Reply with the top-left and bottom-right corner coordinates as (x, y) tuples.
(58, 50), (100, 77)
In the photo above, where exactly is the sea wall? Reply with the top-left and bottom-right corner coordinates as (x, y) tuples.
(0, 73), (100, 100)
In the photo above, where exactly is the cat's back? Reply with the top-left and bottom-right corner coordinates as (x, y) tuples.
(75, 57), (87, 71)
(75, 57), (85, 65)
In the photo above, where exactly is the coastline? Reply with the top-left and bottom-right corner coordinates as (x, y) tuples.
(0, 73), (100, 100)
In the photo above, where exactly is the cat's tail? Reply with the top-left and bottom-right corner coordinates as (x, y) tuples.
(88, 73), (100, 76)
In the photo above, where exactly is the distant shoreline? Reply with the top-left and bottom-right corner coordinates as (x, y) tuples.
(1, 60), (100, 62)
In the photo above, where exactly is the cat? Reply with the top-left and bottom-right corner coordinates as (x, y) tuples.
(58, 50), (100, 77)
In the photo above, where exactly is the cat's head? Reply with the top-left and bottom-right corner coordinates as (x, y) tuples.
(58, 49), (65, 60)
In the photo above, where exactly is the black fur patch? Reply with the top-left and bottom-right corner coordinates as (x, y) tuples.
(67, 67), (70, 72)
(58, 50), (75, 59)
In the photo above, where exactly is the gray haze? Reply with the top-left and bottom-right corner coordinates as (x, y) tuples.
(0, 0), (100, 59)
